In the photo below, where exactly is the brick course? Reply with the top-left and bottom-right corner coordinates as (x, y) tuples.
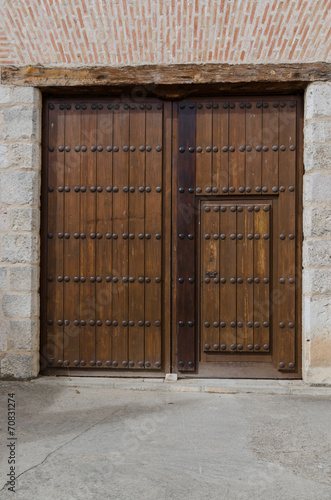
(0, 0), (330, 66)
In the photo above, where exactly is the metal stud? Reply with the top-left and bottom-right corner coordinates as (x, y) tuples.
(288, 362), (295, 369)
(247, 344), (253, 350)
(80, 277), (86, 282)
(254, 344), (260, 350)
(247, 278), (253, 284)
(263, 278), (269, 284)
(239, 186), (245, 193)
(188, 361), (194, 368)
(289, 322), (295, 328)
(237, 277), (243, 284)
(229, 146), (235, 152)
(230, 321), (236, 327)
(205, 187), (212, 193)
(280, 145), (286, 151)
(289, 185), (295, 192)
(254, 277), (260, 283)
(188, 147), (194, 153)
(279, 362), (285, 368)
(220, 322), (226, 328)
(256, 146), (262, 152)
(196, 187), (202, 193)
(279, 322), (285, 328)
(146, 146), (152, 152)
(222, 146), (228, 152)
(289, 277), (295, 284)
(230, 344), (236, 350)
(220, 278), (226, 284)
(279, 278), (285, 284)
(247, 321), (253, 327)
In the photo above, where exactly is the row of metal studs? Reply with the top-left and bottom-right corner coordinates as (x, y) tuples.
(204, 321), (269, 328)
(51, 360), (162, 368)
(204, 233), (270, 239)
(180, 187), (295, 194)
(205, 343), (269, 351)
(178, 102), (296, 109)
(48, 186), (162, 192)
(48, 319), (161, 327)
(203, 321), (294, 328)
(48, 276), (161, 283)
(179, 145), (295, 153)
(49, 103), (163, 111)
(48, 232), (161, 239)
(49, 145), (162, 152)
(204, 277), (269, 284)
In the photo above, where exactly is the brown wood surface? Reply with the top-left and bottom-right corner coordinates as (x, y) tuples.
(144, 105), (163, 368)
(175, 103), (196, 371)
(46, 106), (65, 366)
(42, 98), (167, 372)
(4, 62), (331, 86)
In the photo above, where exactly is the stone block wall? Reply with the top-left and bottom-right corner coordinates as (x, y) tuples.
(303, 82), (331, 384)
(0, 83), (42, 379)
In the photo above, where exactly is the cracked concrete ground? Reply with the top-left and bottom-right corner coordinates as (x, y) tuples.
(0, 378), (330, 499)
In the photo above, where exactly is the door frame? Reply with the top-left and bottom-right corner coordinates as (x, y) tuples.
(40, 91), (303, 379)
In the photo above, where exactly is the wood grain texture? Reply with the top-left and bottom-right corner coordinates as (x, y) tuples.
(3, 63), (331, 86)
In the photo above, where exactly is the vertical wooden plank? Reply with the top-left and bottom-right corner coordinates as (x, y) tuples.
(245, 103), (262, 192)
(195, 102), (212, 194)
(253, 204), (271, 352)
(229, 102), (246, 194)
(47, 105), (65, 366)
(95, 104), (113, 365)
(80, 105), (96, 366)
(212, 102), (228, 193)
(162, 101), (173, 373)
(128, 104), (146, 368)
(219, 102), (229, 194)
(111, 104), (129, 367)
(219, 204), (237, 351)
(63, 105), (81, 365)
(201, 204), (220, 352)
(236, 204), (254, 352)
(145, 103), (163, 369)
(276, 101), (297, 371)
(262, 102), (279, 191)
(176, 103), (196, 371)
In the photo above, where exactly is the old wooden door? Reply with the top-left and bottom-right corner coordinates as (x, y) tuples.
(172, 96), (302, 378)
(42, 94), (302, 378)
(41, 98), (171, 374)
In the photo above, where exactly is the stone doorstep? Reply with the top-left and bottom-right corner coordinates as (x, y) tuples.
(25, 376), (331, 396)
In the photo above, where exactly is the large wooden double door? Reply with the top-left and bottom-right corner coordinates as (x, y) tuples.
(41, 95), (302, 378)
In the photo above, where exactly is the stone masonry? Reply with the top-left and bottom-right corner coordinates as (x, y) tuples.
(303, 82), (331, 384)
(0, 83), (42, 379)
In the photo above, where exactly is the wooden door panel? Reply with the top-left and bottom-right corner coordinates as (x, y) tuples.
(42, 99), (169, 373)
(173, 96), (302, 378)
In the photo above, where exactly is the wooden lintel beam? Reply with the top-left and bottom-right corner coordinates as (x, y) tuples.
(1, 63), (331, 87)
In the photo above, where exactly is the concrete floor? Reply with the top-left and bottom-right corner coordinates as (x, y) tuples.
(0, 378), (330, 499)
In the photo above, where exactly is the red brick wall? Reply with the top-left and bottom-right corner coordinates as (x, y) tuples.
(0, 0), (330, 66)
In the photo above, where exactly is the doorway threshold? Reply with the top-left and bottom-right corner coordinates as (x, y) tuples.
(34, 376), (330, 396)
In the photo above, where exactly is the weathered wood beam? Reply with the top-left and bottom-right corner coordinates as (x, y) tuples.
(1, 63), (331, 87)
